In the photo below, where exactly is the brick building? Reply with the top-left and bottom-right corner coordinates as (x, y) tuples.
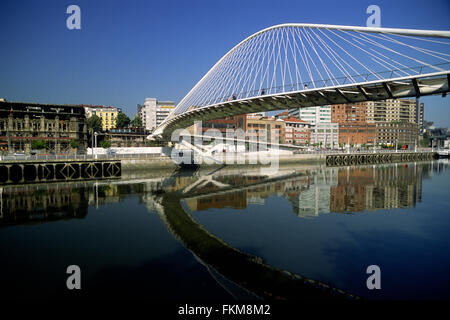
(201, 115), (247, 134)
(338, 123), (376, 146)
(283, 116), (311, 145)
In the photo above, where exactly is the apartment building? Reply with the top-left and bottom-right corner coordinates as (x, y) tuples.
(246, 116), (285, 143)
(139, 98), (175, 132)
(83, 105), (119, 131)
(283, 116), (311, 145)
(288, 105), (331, 125)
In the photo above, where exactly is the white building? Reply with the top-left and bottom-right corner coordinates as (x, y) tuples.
(288, 105), (331, 125)
(288, 168), (338, 217)
(139, 98), (175, 131)
(310, 122), (339, 148)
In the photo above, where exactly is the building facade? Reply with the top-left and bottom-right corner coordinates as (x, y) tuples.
(0, 101), (88, 154)
(331, 99), (421, 147)
(338, 123), (376, 146)
(331, 103), (375, 146)
(416, 100), (424, 135)
(310, 122), (339, 148)
(105, 127), (150, 147)
(288, 105), (331, 125)
(283, 117), (311, 145)
(375, 122), (419, 147)
(83, 105), (119, 131)
(246, 116), (285, 143)
(331, 103), (367, 123)
(139, 98), (175, 132)
(201, 115), (247, 135)
(365, 99), (418, 124)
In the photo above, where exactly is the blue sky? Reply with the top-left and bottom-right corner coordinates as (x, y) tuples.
(0, 0), (449, 126)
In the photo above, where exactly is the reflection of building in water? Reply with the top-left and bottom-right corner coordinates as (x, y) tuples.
(0, 184), (89, 226)
(140, 180), (165, 212)
(183, 174), (314, 213)
(246, 196), (265, 205)
(0, 180), (156, 227)
(88, 184), (121, 207)
(330, 164), (423, 213)
(288, 168), (338, 218)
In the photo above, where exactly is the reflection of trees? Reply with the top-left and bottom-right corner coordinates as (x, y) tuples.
(0, 184), (89, 227)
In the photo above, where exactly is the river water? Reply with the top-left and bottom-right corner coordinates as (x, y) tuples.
(1, 160), (449, 300)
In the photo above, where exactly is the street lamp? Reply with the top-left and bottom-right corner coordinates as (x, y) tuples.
(91, 131), (95, 157)
(94, 132), (98, 148)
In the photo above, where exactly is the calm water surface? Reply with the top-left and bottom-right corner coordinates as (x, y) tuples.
(1, 160), (449, 300)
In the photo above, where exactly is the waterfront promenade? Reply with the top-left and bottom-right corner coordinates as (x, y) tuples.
(0, 149), (437, 186)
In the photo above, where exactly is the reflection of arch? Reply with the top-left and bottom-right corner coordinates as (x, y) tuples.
(158, 191), (359, 300)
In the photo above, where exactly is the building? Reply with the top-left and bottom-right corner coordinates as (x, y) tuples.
(282, 116), (311, 145)
(416, 99), (424, 135)
(338, 123), (376, 146)
(245, 115), (285, 143)
(288, 105), (331, 125)
(0, 101), (88, 154)
(274, 111), (289, 120)
(139, 98), (175, 132)
(83, 105), (119, 131)
(105, 127), (150, 147)
(332, 99), (421, 147)
(201, 115), (247, 135)
(331, 103), (375, 146)
(365, 99), (418, 124)
(375, 122), (419, 147)
(310, 122), (339, 148)
(331, 103), (367, 123)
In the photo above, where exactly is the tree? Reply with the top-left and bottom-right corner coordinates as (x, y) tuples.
(31, 139), (46, 150)
(99, 140), (111, 149)
(115, 112), (131, 128)
(131, 115), (143, 128)
(87, 115), (102, 132)
(420, 133), (430, 147)
(70, 139), (79, 149)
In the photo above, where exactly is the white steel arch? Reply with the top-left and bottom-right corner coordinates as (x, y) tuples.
(151, 23), (450, 140)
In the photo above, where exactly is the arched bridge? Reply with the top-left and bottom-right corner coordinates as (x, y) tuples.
(150, 23), (450, 140)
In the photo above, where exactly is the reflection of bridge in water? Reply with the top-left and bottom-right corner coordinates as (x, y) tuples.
(1, 162), (431, 223)
(1, 161), (443, 299)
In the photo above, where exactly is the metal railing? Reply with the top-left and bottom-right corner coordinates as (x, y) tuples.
(0, 153), (168, 162)
(0, 149), (433, 162)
